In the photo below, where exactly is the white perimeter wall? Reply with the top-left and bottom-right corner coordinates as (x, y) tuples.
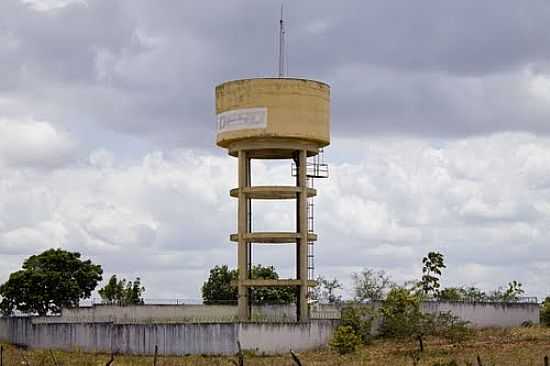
(422, 301), (540, 327)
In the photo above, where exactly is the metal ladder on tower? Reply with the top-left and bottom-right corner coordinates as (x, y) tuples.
(292, 149), (329, 299)
(307, 177), (315, 282)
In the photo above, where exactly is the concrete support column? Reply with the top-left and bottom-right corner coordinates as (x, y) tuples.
(238, 150), (250, 321)
(296, 149), (309, 322)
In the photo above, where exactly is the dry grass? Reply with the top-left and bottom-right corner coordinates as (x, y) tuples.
(2, 327), (550, 365)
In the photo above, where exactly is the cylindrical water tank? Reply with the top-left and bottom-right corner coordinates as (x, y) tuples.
(215, 78), (330, 156)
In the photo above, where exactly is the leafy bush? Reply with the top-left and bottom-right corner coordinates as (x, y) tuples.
(380, 288), (472, 350)
(329, 325), (362, 355)
(341, 305), (375, 343)
(379, 287), (424, 339)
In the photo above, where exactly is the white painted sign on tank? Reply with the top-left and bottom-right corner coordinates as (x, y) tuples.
(217, 108), (267, 133)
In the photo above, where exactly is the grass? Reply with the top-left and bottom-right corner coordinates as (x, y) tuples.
(2, 327), (550, 365)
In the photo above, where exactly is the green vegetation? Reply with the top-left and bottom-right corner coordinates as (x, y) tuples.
(340, 305), (375, 343)
(0, 248), (102, 315)
(333, 251), (472, 355)
(438, 282), (525, 302)
(201, 264), (295, 305)
(419, 251), (446, 297)
(329, 325), (362, 354)
(98, 275), (145, 305)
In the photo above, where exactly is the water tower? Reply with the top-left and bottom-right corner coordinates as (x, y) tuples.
(215, 77), (330, 321)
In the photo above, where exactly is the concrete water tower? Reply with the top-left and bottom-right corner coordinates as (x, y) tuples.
(215, 77), (330, 321)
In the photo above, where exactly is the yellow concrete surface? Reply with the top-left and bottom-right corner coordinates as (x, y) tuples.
(216, 78), (330, 149)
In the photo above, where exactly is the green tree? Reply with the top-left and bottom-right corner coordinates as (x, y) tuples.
(0, 249), (103, 316)
(98, 275), (145, 305)
(438, 287), (464, 301)
(352, 268), (393, 302)
(488, 280), (525, 302)
(419, 251), (446, 297)
(379, 287), (425, 339)
(380, 287), (471, 351)
(201, 265), (238, 305)
(249, 265), (295, 305)
(201, 264), (295, 305)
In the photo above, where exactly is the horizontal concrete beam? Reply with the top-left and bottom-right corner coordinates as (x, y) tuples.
(231, 279), (317, 287)
(230, 186), (316, 200)
(229, 232), (317, 243)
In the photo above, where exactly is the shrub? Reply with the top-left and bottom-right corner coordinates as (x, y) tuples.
(379, 287), (424, 339)
(341, 305), (375, 343)
(329, 325), (362, 355)
(433, 311), (473, 343)
(380, 288), (472, 350)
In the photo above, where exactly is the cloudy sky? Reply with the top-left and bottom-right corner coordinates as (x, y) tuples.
(2, 0), (550, 301)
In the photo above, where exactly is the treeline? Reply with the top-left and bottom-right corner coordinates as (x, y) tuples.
(315, 251), (527, 305)
(0, 248), (145, 316)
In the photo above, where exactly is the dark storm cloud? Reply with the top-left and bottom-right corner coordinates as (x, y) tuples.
(2, 0), (550, 148)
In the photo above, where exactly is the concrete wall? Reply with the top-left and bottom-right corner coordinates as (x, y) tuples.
(0, 318), (337, 356)
(0, 301), (538, 355)
(422, 301), (540, 327)
(35, 304), (301, 324)
(240, 321), (337, 354)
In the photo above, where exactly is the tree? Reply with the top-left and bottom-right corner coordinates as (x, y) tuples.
(312, 276), (343, 304)
(98, 275), (145, 305)
(351, 268), (393, 302)
(438, 287), (464, 301)
(380, 287), (471, 352)
(488, 280), (525, 302)
(201, 265), (238, 305)
(0, 248), (103, 316)
(201, 264), (295, 305)
(249, 265), (295, 305)
(419, 251), (446, 297)
(379, 287), (425, 339)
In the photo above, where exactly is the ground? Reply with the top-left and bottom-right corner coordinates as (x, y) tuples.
(2, 327), (550, 365)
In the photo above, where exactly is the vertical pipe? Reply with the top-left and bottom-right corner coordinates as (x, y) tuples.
(238, 150), (250, 320)
(246, 157), (252, 318)
(294, 152), (301, 321)
(297, 149), (309, 321)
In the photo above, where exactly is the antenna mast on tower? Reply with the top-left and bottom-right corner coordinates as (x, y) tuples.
(278, 4), (286, 77)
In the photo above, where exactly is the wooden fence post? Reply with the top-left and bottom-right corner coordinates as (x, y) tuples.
(105, 352), (114, 366)
(49, 350), (59, 366)
(290, 350), (303, 366)
(476, 355), (483, 366)
(153, 345), (158, 366)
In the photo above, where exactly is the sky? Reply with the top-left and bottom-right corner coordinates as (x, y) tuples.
(1, 0), (550, 301)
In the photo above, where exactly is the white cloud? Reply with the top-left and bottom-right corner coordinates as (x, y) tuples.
(0, 133), (549, 300)
(0, 118), (77, 168)
(20, 0), (87, 12)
